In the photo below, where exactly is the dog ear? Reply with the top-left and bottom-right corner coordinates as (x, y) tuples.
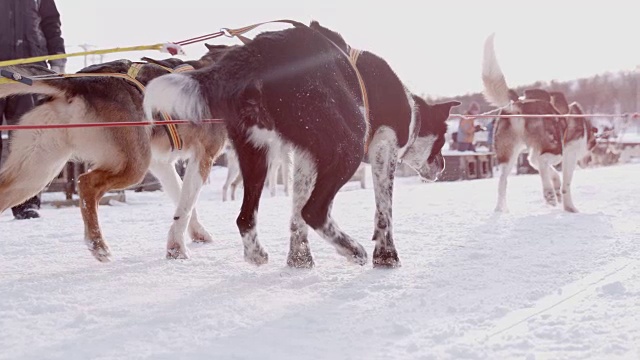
(432, 100), (461, 122)
(204, 43), (229, 51)
(78, 59), (131, 74)
(307, 21), (349, 52)
(142, 56), (188, 69)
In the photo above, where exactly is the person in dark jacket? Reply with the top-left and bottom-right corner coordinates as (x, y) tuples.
(0, 0), (67, 219)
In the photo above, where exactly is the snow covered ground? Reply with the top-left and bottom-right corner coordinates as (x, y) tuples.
(1, 163), (639, 360)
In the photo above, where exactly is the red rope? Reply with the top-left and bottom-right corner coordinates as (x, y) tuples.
(1, 113), (638, 131)
(0, 119), (224, 131)
(448, 113), (640, 119)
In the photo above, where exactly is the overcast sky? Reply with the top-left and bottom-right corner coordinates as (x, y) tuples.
(57, 0), (640, 98)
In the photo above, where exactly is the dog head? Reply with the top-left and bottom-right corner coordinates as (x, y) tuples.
(201, 43), (241, 65)
(402, 96), (459, 181)
(140, 56), (188, 69)
(78, 59), (133, 74)
(570, 102), (598, 148)
(139, 44), (237, 72)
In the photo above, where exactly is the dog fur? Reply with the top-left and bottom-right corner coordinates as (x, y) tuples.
(0, 48), (229, 261)
(144, 22), (375, 268)
(482, 34), (598, 213)
(222, 141), (293, 201)
(309, 21), (459, 267)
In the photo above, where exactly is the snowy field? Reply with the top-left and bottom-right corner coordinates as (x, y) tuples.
(1, 163), (639, 360)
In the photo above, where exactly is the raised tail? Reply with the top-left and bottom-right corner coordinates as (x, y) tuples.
(481, 34), (515, 108)
(143, 73), (211, 124)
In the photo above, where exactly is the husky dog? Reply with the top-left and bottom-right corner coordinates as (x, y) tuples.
(482, 34), (597, 213)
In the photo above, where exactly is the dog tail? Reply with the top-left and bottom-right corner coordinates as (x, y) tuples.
(481, 34), (514, 109)
(0, 105), (72, 214)
(0, 65), (64, 98)
(0, 67), (64, 99)
(143, 72), (211, 124)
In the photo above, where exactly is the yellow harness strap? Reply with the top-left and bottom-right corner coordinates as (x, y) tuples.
(173, 64), (195, 73)
(126, 63), (144, 80)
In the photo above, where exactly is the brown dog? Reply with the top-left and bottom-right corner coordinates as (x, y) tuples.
(0, 46), (232, 261)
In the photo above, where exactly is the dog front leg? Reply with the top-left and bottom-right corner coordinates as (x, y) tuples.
(369, 129), (400, 268)
(561, 145), (580, 213)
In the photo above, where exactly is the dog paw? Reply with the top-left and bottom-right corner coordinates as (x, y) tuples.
(86, 239), (112, 263)
(544, 190), (558, 206)
(494, 206), (509, 213)
(555, 192), (563, 204)
(245, 247), (269, 266)
(373, 246), (401, 269)
(346, 243), (368, 266)
(166, 241), (191, 260)
(564, 205), (580, 213)
(190, 228), (213, 244)
(287, 248), (314, 269)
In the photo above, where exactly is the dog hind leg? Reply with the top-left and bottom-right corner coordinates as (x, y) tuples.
(0, 138), (71, 213)
(286, 149), (315, 268)
(148, 159), (213, 244)
(0, 107), (72, 213)
(164, 154), (215, 259)
(301, 155), (367, 265)
(561, 142), (581, 213)
(550, 167), (562, 204)
(235, 142), (270, 265)
(222, 148), (241, 202)
(77, 166), (146, 262)
(495, 150), (519, 213)
(230, 173), (242, 201)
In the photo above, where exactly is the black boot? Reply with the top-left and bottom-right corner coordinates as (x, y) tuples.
(12, 195), (41, 220)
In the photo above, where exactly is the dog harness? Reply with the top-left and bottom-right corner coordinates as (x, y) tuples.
(0, 62), (192, 151)
(347, 47), (371, 154)
(124, 62), (195, 151)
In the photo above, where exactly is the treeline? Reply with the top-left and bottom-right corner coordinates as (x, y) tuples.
(425, 70), (640, 125)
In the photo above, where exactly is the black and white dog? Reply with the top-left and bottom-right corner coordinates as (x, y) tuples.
(309, 22), (459, 267)
(144, 22), (458, 268)
(144, 22), (369, 267)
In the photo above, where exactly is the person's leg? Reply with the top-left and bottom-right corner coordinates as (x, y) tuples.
(5, 95), (41, 220)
